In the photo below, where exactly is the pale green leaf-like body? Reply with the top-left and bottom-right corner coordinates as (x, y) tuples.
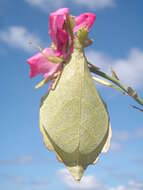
(39, 38), (111, 181)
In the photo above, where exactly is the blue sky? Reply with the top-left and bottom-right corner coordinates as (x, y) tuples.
(0, 0), (143, 189)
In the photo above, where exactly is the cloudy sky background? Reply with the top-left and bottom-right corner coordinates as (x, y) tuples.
(0, 0), (143, 189)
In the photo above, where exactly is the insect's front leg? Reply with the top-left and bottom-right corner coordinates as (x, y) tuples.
(35, 77), (50, 89)
(35, 64), (63, 90)
(50, 70), (63, 90)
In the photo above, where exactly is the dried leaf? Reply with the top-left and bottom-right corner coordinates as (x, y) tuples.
(39, 46), (111, 181)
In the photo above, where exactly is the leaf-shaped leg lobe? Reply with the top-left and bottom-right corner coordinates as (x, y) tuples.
(102, 124), (112, 153)
(39, 120), (54, 151)
(40, 122), (85, 181)
(39, 49), (111, 181)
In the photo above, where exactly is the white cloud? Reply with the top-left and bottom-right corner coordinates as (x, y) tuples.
(0, 174), (24, 184)
(18, 155), (33, 164)
(113, 130), (130, 142)
(74, 0), (116, 9)
(112, 128), (143, 142)
(128, 180), (143, 189)
(0, 155), (33, 165)
(25, 0), (116, 11)
(108, 185), (126, 190)
(0, 26), (41, 52)
(110, 141), (122, 151)
(58, 168), (104, 190)
(133, 127), (143, 138)
(86, 50), (111, 71)
(108, 180), (143, 190)
(25, 0), (64, 11)
(0, 173), (49, 187)
(109, 127), (143, 152)
(86, 48), (143, 89)
(58, 168), (143, 190)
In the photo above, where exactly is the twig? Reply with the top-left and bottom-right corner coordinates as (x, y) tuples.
(92, 76), (125, 94)
(130, 105), (143, 112)
(88, 62), (143, 107)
